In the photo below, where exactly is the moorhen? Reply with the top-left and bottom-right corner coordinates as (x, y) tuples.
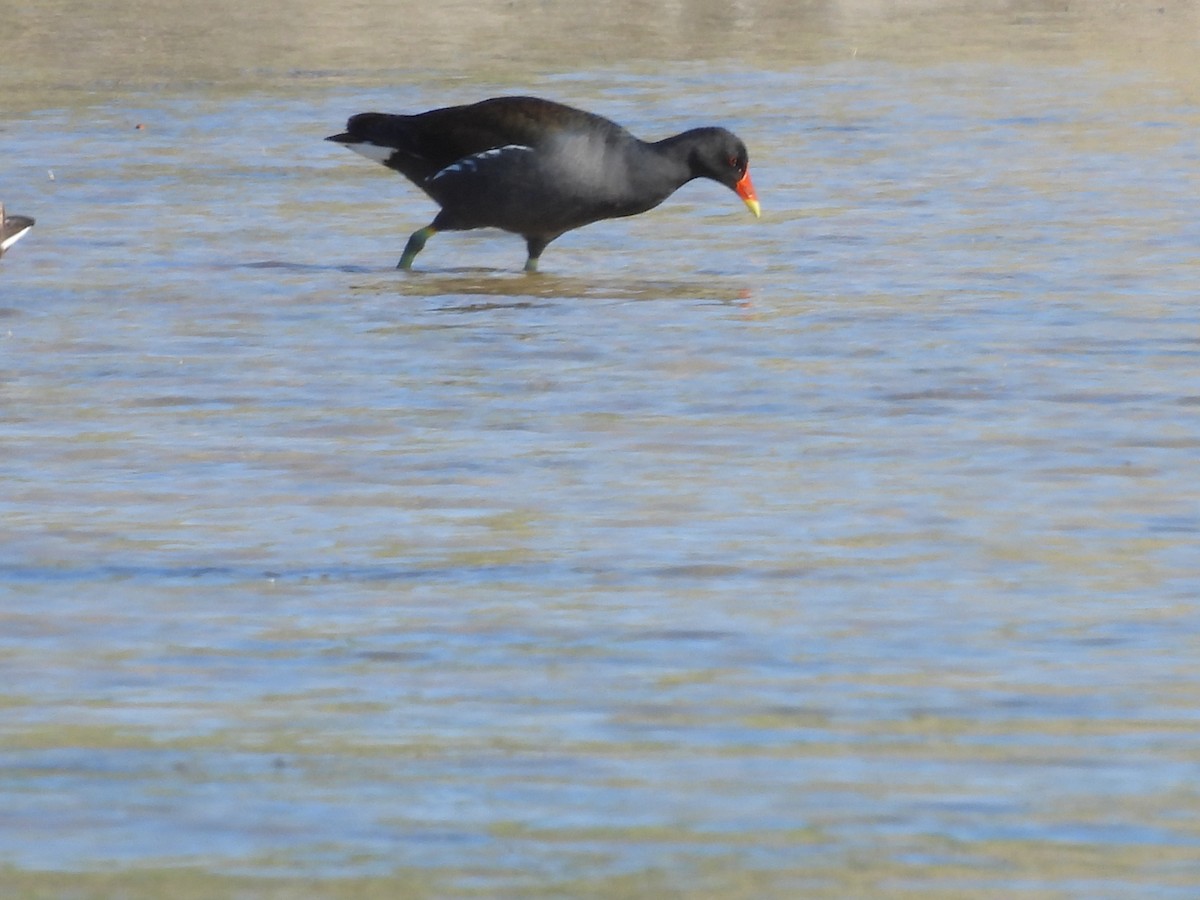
(0, 203), (35, 259)
(327, 96), (760, 272)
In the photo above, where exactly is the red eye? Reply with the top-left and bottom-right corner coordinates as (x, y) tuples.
(728, 155), (739, 168)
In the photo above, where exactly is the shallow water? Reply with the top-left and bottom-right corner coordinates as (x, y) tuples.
(3, 1), (1200, 897)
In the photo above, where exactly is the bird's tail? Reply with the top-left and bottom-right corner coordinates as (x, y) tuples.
(326, 112), (410, 149)
(0, 203), (36, 255)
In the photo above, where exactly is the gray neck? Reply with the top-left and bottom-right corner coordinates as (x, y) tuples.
(617, 132), (700, 213)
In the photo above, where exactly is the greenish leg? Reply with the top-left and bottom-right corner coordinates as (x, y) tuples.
(398, 225), (437, 270)
(524, 236), (548, 274)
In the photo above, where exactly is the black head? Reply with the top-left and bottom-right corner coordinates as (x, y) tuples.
(683, 127), (748, 186)
(683, 127), (759, 217)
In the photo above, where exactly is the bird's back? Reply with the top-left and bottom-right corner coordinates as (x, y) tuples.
(335, 96), (633, 186)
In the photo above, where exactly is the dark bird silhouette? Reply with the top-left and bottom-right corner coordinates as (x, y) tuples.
(327, 96), (759, 272)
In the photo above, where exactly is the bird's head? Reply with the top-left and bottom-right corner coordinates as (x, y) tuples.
(686, 128), (760, 219)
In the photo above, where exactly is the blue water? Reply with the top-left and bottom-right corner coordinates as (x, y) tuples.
(2, 28), (1200, 898)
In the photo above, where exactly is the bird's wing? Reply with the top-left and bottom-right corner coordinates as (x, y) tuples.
(426, 144), (536, 186)
(334, 97), (628, 185)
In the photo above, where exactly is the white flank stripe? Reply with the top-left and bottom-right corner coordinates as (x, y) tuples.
(429, 144), (533, 182)
(1, 227), (31, 253)
(348, 142), (396, 164)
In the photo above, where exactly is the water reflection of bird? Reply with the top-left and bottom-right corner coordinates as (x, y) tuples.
(1, 203), (35, 259)
(328, 96), (759, 272)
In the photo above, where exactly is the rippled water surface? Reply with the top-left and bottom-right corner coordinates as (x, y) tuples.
(3, 2), (1200, 897)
